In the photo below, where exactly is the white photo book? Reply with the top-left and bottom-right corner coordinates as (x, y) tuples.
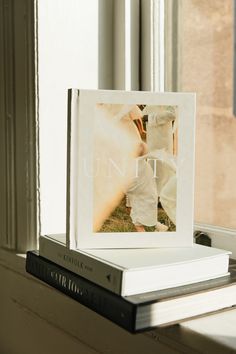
(39, 234), (230, 296)
(67, 89), (196, 249)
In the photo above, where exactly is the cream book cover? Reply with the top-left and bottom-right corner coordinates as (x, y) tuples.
(66, 89), (196, 249)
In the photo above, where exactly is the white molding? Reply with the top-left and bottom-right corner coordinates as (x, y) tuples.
(140, 0), (165, 91)
(35, 0), (40, 248)
(0, 2), (5, 247)
(153, 0), (165, 91)
(98, 0), (114, 89)
(125, 0), (132, 90)
(164, 0), (181, 91)
(130, 0), (140, 90)
(0, 0), (17, 249)
(0, 0), (37, 252)
(113, 0), (125, 89)
(194, 223), (236, 259)
(13, 0), (37, 252)
(140, 0), (153, 90)
(113, 0), (140, 90)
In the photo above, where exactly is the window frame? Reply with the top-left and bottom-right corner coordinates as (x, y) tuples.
(1, 0), (235, 257)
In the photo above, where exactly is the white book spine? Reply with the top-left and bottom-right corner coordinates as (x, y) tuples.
(39, 236), (124, 294)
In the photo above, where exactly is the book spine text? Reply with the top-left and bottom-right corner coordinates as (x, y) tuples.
(26, 251), (135, 332)
(39, 236), (123, 294)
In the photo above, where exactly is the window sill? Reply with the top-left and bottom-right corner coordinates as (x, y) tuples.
(1, 247), (236, 354)
(194, 223), (236, 259)
(0, 247), (26, 275)
(0, 247), (179, 353)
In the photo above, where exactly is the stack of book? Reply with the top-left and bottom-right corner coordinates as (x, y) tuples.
(26, 90), (236, 333)
(26, 234), (236, 333)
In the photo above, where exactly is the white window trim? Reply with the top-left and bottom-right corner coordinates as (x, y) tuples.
(113, 0), (165, 92)
(0, 0), (38, 253)
(140, 0), (165, 91)
(194, 223), (236, 258)
(113, 0), (140, 90)
(163, 0), (181, 92)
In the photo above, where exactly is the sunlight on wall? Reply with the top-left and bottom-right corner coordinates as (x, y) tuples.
(38, 0), (99, 235)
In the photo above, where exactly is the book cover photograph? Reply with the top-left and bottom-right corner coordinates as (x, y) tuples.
(93, 103), (177, 234)
(67, 90), (196, 249)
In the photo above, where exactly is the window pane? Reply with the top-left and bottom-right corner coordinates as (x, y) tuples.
(178, 0), (236, 228)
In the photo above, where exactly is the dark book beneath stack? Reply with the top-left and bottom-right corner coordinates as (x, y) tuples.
(26, 250), (236, 333)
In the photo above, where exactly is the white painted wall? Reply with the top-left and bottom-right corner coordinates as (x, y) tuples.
(38, 0), (99, 235)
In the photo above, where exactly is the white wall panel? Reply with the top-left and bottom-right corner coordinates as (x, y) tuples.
(38, 0), (99, 235)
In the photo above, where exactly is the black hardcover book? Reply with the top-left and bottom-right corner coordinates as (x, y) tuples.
(26, 251), (236, 333)
(26, 250), (136, 332)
